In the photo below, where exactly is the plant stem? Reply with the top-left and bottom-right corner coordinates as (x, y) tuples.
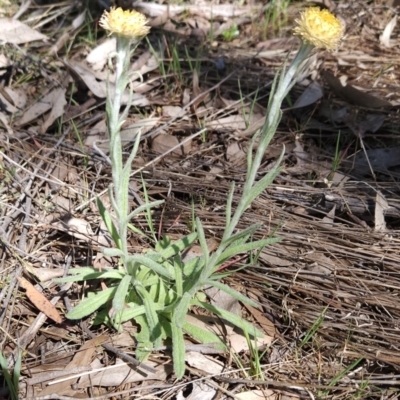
(107, 36), (131, 256)
(229, 42), (314, 238)
(198, 42), (315, 284)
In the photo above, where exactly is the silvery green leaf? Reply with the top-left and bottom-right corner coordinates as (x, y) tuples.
(142, 251), (162, 261)
(126, 255), (173, 279)
(222, 223), (261, 247)
(127, 200), (164, 221)
(112, 303), (163, 325)
(204, 279), (259, 308)
(195, 218), (209, 267)
(174, 292), (193, 329)
(135, 283), (162, 348)
(13, 348), (22, 395)
(172, 312), (186, 379)
(158, 232), (198, 260)
(173, 255), (183, 298)
(55, 270), (124, 283)
(112, 275), (132, 314)
(156, 275), (167, 304)
(102, 248), (125, 257)
(194, 300), (264, 338)
(225, 182), (235, 229)
(124, 131), (141, 171)
(183, 321), (226, 351)
(218, 237), (281, 264)
(159, 314), (172, 339)
(0, 351), (17, 399)
(182, 255), (204, 277)
(135, 314), (152, 361)
(136, 265), (151, 281)
(61, 267), (98, 275)
(97, 197), (121, 249)
(244, 148), (284, 209)
(66, 287), (117, 320)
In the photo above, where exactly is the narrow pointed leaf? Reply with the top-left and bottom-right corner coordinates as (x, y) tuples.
(102, 248), (124, 257)
(127, 200), (164, 221)
(126, 255), (173, 279)
(97, 197), (121, 249)
(205, 279), (259, 307)
(135, 283), (162, 349)
(194, 300), (264, 338)
(158, 232), (198, 260)
(55, 270), (124, 283)
(183, 321), (227, 351)
(218, 237), (281, 264)
(112, 275), (131, 313)
(174, 292), (193, 328)
(66, 287), (117, 319)
(172, 314), (186, 379)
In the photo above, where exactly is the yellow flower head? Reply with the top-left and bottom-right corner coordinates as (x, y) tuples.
(293, 7), (343, 50)
(99, 7), (150, 39)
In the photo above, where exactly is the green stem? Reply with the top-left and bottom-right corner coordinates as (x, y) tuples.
(108, 36), (131, 256)
(197, 42), (315, 285)
(226, 42), (314, 241)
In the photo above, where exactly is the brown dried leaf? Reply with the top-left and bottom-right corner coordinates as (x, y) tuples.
(185, 313), (273, 353)
(41, 89), (67, 134)
(38, 335), (107, 396)
(52, 217), (94, 242)
(135, 2), (259, 19)
(321, 205), (336, 226)
(0, 111), (12, 135)
(77, 359), (171, 388)
(182, 238), (219, 262)
(27, 267), (65, 282)
(0, 18), (48, 44)
(226, 141), (246, 167)
(16, 88), (66, 127)
(236, 390), (277, 400)
(259, 252), (292, 267)
(18, 277), (62, 324)
(229, 331), (273, 353)
(65, 62), (149, 106)
(208, 113), (264, 132)
(86, 37), (116, 71)
(152, 133), (192, 156)
(204, 286), (241, 316)
(242, 303), (277, 338)
(186, 352), (224, 375)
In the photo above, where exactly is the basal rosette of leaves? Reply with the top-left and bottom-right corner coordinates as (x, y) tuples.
(56, 228), (279, 376)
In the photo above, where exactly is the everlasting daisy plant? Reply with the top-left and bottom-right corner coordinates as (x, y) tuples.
(60, 6), (344, 380)
(96, 7), (159, 264)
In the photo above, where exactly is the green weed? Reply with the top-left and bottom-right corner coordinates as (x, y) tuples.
(0, 349), (21, 400)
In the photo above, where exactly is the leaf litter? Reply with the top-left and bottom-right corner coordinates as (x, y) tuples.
(1, 0), (400, 399)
